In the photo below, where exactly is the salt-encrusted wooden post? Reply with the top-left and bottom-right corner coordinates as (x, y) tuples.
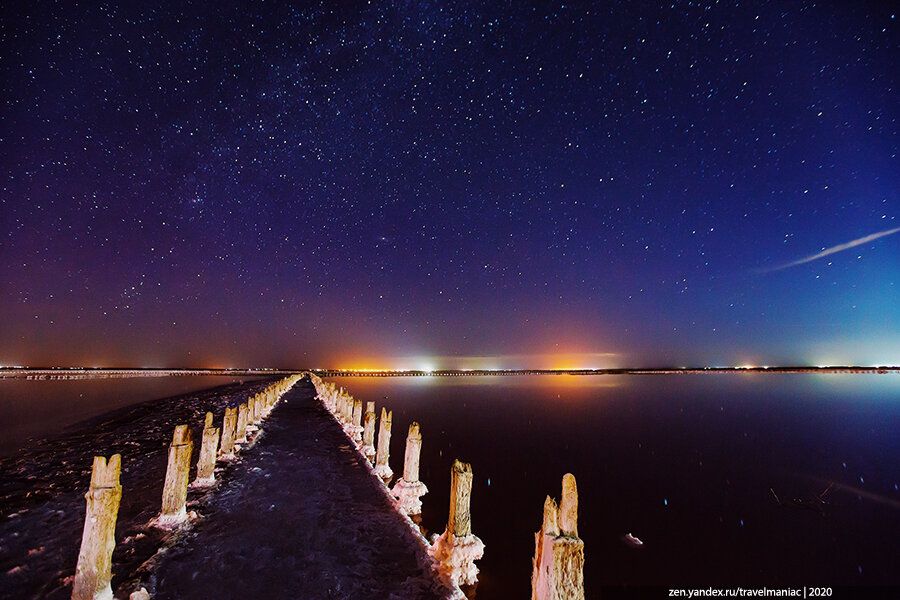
(374, 407), (393, 481)
(352, 399), (363, 430)
(349, 399), (364, 444)
(362, 401), (376, 462)
(157, 425), (193, 527)
(531, 473), (584, 600)
(193, 412), (219, 487)
(72, 454), (122, 600)
(430, 459), (484, 586)
(391, 422), (428, 515)
(236, 403), (249, 443)
(341, 395), (352, 425)
(218, 407), (237, 460)
(248, 396), (258, 425)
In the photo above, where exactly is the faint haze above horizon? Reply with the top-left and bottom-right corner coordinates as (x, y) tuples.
(1, 2), (897, 369)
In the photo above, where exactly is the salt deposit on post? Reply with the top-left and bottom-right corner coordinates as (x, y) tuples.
(342, 395), (353, 427)
(193, 412), (219, 487)
(218, 407), (237, 460)
(531, 473), (585, 600)
(235, 402), (249, 444)
(72, 454), (122, 600)
(374, 407), (393, 481)
(391, 422), (428, 515)
(362, 401), (376, 462)
(349, 399), (364, 444)
(156, 424), (193, 527)
(430, 459), (485, 586)
(247, 395), (259, 429)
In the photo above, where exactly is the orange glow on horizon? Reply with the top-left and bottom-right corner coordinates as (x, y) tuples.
(330, 351), (619, 372)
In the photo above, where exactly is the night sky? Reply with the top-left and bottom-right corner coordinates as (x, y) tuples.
(2, 1), (897, 369)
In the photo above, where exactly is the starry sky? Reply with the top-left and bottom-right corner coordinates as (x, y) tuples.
(1, 1), (897, 369)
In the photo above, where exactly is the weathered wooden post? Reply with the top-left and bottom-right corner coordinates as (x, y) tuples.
(218, 407), (237, 460)
(362, 401), (376, 462)
(348, 399), (364, 444)
(334, 393), (343, 420)
(248, 395), (259, 425)
(193, 412), (219, 487)
(341, 395), (352, 425)
(391, 422), (428, 515)
(236, 402), (249, 443)
(72, 455), (122, 600)
(374, 407), (393, 481)
(430, 459), (484, 586)
(531, 473), (584, 600)
(156, 425), (193, 527)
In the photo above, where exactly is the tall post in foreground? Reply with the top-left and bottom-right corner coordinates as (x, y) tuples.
(531, 473), (584, 600)
(391, 422), (428, 515)
(374, 408), (393, 481)
(362, 401), (376, 462)
(218, 407), (237, 460)
(157, 425), (193, 527)
(193, 412), (219, 487)
(72, 454), (122, 600)
(430, 459), (485, 586)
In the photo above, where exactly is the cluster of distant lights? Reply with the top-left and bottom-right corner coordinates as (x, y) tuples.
(2, 365), (897, 371)
(320, 365), (896, 372)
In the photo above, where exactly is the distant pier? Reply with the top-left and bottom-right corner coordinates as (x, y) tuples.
(2, 365), (897, 380)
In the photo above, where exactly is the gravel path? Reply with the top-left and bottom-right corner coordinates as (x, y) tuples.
(151, 379), (453, 600)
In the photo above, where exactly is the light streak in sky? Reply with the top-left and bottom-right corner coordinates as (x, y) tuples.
(764, 226), (900, 272)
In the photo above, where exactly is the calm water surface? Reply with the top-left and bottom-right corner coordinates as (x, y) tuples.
(338, 374), (900, 597)
(0, 376), (260, 457)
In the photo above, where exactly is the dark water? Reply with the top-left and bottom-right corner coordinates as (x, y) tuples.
(0, 376), (271, 600)
(338, 374), (900, 597)
(1, 374), (898, 599)
(0, 376), (262, 457)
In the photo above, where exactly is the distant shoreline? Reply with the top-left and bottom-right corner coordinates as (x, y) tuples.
(1, 366), (898, 379)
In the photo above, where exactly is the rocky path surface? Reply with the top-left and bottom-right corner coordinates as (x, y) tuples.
(150, 380), (452, 600)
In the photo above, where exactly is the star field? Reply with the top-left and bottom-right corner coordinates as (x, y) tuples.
(1, 1), (897, 368)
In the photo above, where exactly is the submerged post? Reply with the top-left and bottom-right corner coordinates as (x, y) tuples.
(218, 407), (237, 460)
(374, 407), (393, 481)
(430, 459), (485, 586)
(362, 401), (376, 462)
(157, 425), (193, 527)
(72, 454), (122, 600)
(531, 473), (584, 600)
(391, 422), (428, 515)
(193, 412), (219, 487)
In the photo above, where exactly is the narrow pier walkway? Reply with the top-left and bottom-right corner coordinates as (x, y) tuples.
(152, 380), (451, 600)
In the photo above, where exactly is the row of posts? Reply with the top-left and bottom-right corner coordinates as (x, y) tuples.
(308, 374), (585, 599)
(72, 372), (585, 599)
(71, 374), (304, 600)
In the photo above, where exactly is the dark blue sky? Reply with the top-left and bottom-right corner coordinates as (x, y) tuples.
(1, 1), (897, 368)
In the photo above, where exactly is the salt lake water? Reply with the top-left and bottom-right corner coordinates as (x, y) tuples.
(1, 373), (898, 598)
(0, 376), (260, 457)
(338, 373), (900, 597)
